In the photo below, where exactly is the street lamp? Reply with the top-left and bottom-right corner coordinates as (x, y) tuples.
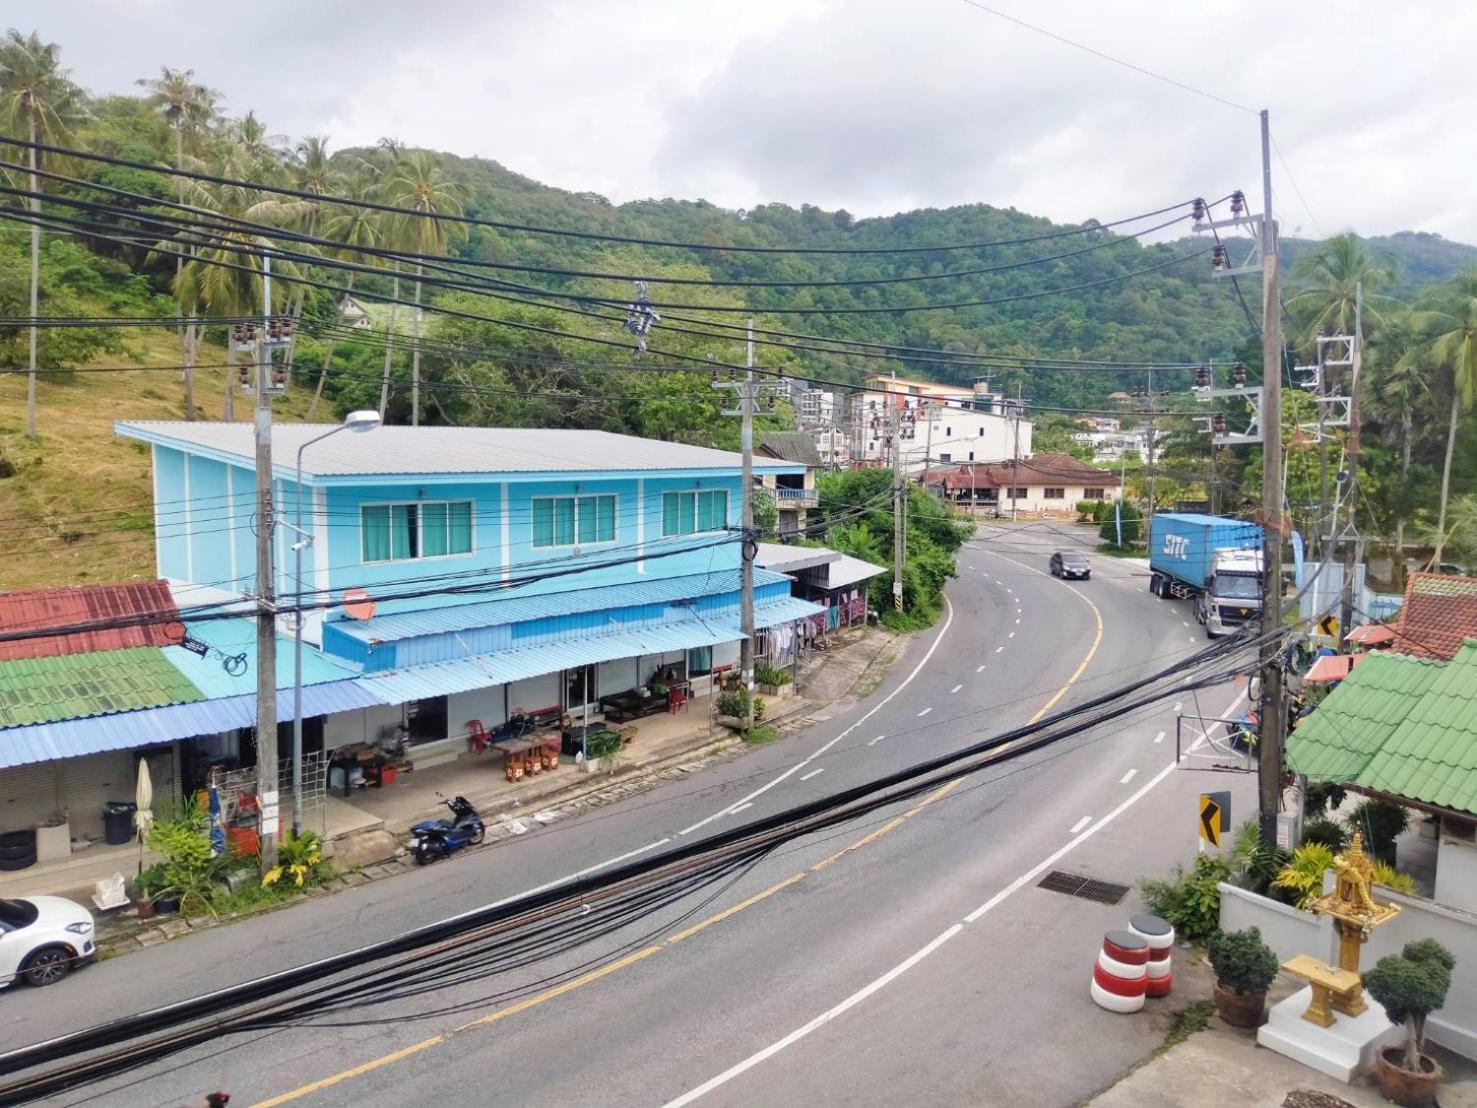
(291, 410), (381, 835)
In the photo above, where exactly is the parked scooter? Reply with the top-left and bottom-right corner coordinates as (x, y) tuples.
(408, 795), (485, 865)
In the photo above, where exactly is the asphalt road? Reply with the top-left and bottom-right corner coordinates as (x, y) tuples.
(6, 521), (1264, 1107)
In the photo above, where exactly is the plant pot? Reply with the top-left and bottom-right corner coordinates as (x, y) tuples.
(1374, 1046), (1441, 1107)
(153, 897), (181, 916)
(136, 899), (156, 921)
(1212, 982), (1266, 1028)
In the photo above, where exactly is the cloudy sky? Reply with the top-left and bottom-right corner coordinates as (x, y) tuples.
(16, 0), (1477, 243)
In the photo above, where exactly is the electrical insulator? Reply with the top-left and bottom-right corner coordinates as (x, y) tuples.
(1231, 361), (1247, 388)
(709, 368), (718, 384)
(230, 324), (243, 346)
(272, 364), (289, 391)
(282, 317), (295, 340)
(1211, 245), (1228, 270)
(238, 363), (252, 391)
(1194, 364), (1211, 389)
(1230, 190), (1245, 216)
(1191, 197), (1207, 222)
(266, 318), (281, 341)
(1212, 413), (1227, 435)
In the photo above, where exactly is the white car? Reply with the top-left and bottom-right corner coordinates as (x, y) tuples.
(0, 896), (95, 988)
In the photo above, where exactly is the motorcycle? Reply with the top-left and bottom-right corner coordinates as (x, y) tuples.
(1228, 711), (1259, 752)
(408, 795), (485, 865)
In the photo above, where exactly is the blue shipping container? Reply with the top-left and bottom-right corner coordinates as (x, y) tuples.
(1149, 514), (1263, 589)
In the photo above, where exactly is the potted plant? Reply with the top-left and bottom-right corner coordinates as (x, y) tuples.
(134, 862), (168, 919)
(754, 663), (793, 698)
(1207, 926), (1279, 1028)
(1364, 939), (1454, 1106)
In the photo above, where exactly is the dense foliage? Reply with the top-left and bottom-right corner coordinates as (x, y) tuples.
(1207, 927), (1280, 996)
(1364, 939), (1455, 1070)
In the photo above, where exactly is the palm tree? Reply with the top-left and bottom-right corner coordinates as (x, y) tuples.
(308, 169), (380, 419)
(137, 66), (221, 419)
(229, 110), (287, 177)
(383, 151), (466, 425)
(1287, 234), (1401, 351)
(0, 29), (85, 439)
(1421, 270), (1477, 563)
(1366, 310), (1431, 589)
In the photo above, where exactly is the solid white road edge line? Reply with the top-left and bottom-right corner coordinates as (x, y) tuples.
(1069, 816), (1092, 834)
(677, 595), (957, 836)
(731, 803), (753, 814)
(800, 768), (825, 782)
(663, 925), (964, 1108)
(665, 688), (1246, 1105)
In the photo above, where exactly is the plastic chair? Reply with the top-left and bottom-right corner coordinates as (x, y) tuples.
(467, 719), (490, 754)
(667, 686), (688, 714)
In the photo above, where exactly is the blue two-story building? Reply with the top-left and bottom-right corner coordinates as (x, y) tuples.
(112, 421), (821, 776)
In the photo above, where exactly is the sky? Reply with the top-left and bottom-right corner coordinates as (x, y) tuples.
(14, 0), (1477, 244)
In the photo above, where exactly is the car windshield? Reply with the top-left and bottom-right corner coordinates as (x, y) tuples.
(1215, 574), (1261, 599)
(0, 899), (38, 929)
(1059, 554), (1089, 566)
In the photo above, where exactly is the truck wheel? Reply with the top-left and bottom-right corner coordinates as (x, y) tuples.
(1149, 573), (1161, 597)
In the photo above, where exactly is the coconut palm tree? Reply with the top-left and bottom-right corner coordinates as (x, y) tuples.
(307, 167), (381, 418)
(1287, 234), (1402, 353)
(1366, 310), (1431, 589)
(0, 29), (86, 439)
(383, 151), (465, 425)
(1421, 270), (1477, 564)
(137, 66), (221, 419)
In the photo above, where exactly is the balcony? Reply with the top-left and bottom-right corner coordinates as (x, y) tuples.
(774, 487), (819, 508)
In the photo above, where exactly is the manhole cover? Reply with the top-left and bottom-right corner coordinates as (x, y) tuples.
(1036, 869), (1130, 905)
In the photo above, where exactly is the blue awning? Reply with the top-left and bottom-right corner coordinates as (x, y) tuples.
(752, 596), (826, 628)
(354, 619), (741, 704)
(0, 680), (384, 770)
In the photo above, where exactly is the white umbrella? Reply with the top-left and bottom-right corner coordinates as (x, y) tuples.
(134, 759), (154, 873)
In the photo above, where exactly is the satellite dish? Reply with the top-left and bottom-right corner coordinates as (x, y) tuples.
(342, 588), (377, 621)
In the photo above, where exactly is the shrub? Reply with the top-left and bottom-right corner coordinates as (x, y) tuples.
(1365, 940), (1455, 1070)
(1272, 843), (1336, 908)
(754, 662), (792, 687)
(262, 829), (328, 889)
(1098, 499), (1142, 548)
(1303, 781), (1348, 818)
(147, 799), (218, 916)
(717, 688), (766, 723)
(1208, 927), (1280, 996)
(1301, 818), (1347, 853)
(1140, 853), (1230, 944)
(1230, 821), (1287, 896)
(1344, 799), (1410, 860)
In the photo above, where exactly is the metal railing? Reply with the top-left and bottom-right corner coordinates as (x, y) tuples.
(774, 487), (819, 507)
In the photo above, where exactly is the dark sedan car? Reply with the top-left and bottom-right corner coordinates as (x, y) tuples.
(1049, 551), (1091, 580)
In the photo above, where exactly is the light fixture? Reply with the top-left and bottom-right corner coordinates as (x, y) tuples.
(344, 410), (381, 433)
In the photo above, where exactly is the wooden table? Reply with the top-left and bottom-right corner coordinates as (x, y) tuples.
(500, 740), (534, 782)
(1282, 954), (1363, 1027)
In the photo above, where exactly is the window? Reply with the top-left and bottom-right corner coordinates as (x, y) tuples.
(1083, 487), (1106, 500)
(687, 646), (713, 677)
(1008, 488), (1024, 499)
(532, 495), (616, 549)
(361, 501), (473, 562)
(662, 490), (728, 537)
(938, 453), (952, 463)
(978, 427), (985, 436)
(945, 427), (952, 437)
(1043, 488), (1065, 500)
(968, 452), (975, 461)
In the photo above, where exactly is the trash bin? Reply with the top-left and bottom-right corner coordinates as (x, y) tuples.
(102, 801), (136, 846)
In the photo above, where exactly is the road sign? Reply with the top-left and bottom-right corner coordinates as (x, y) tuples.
(1199, 791), (1231, 846)
(1318, 614), (1339, 639)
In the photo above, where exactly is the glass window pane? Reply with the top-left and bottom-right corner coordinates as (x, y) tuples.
(578, 496), (599, 544)
(533, 499), (554, 548)
(448, 501), (473, 553)
(680, 493), (695, 535)
(662, 492), (680, 537)
(391, 505), (415, 560)
(596, 496), (616, 541)
(554, 498), (576, 546)
(362, 506), (391, 562)
(421, 502), (449, 556)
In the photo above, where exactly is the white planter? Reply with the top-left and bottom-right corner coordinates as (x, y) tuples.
(35, 820), (71, 862)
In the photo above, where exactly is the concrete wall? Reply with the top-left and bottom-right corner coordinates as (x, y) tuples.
(324, 704), (402, 750)
(1219, 880), (1477, 1060)
(1436, 836), (1477, 915)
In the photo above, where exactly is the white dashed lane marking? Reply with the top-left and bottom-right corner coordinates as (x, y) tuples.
(800, 768), (825, 782)
(1119, 769), (1138, 785)
(1154, 731), (1166, 744)
(950, 684), (963, 694)
(1069, 817), (1092, 834)
(917, 707), (934, 717)
(868, 735), (885, 746)
(976, 664), (986, 673)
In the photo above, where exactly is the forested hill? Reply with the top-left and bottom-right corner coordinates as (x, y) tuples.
(374, 148), (1258, 409)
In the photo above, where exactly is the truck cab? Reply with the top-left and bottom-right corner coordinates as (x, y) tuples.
(1197, 547), (1263, 637)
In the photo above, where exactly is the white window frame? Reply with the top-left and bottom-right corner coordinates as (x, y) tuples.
(530, 493), (620, 551)
(661, 488), (730, 538)
(360, 499), (476, 564)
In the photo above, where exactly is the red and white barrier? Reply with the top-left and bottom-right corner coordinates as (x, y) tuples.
(1130, 914), (1174, 999)
(1090, 930), (1147, 1013)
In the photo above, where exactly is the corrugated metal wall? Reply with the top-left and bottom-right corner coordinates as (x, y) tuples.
(0, 746), (178, 842)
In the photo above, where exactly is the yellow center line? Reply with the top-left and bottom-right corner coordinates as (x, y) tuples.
(456, 943), (665, 1031)
(665, 872), (807, 945)
(251, 1035), (447, 1107)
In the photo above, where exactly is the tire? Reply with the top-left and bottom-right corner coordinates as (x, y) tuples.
(22, 946), (72, 988)
(1093, 962), (1147, 997)
(1149, 573), (1161, 597)
(0, 849), (36, 871)
(1098, 950), (1148, 980)
(1083, 573), (1091, 581)
(0, 830), (35, 850)
(469, 824), (486, 846)
(1090, 978), (1146, 1013)
(412, 843), (435, 866)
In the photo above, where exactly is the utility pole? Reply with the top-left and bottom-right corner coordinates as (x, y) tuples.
(892, 400), (904, 614)
(1339, 283), (1364, 646)
(1145, 368), (1157, 528)
(255, 255), (280, 870)
(1010, 385), (1022, 522)
(740, 321), (756, 732)
(1255, 109), (1287, 848)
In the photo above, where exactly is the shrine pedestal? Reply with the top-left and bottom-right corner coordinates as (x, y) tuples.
(1258, 986), (1402, 1082)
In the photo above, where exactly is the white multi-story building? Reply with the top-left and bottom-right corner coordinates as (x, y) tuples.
(848, 374), (1031, 475)
(794, 387), (836, 429)
(1070, 428), (1164, 464)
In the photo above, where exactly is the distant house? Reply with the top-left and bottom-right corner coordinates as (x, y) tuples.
(1391, 572), (1477, 661)
(338, 295), (373, 330)
(922, 452), (1121, 516)
(756, 431), (822, 539)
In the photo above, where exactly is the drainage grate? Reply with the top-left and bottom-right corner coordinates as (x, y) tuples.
(1036, 870), (1131, 906)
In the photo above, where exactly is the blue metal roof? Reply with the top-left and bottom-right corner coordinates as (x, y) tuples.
(330, 568), (792, 644)
(0, 680), (382, 770)
(752, 597), (827, 628)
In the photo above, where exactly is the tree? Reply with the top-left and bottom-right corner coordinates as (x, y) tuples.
(1287, 233), (1401, 353)
(1366, 309), (1432, 588)
(1364, 939), (1455, 1072)
(308, 167), (380, 419)
(383, 150), (466, 425)
(137, 66), (220, 419)
(0, 28), (85, 438)
(1100, 498), (1141, 548)
(1419, 269), (1477, 563)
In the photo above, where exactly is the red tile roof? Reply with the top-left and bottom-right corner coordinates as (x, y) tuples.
(923, 453), (1121, 492)
(1393, 572), (1477, 662)
(0, 580), (182, 662)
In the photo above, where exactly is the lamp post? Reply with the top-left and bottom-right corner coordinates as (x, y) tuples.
(291, 410), (381, 836)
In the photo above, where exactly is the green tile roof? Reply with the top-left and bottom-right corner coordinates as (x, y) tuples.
(0, 648), (205, 729)
(1287, 642), (1477, 816)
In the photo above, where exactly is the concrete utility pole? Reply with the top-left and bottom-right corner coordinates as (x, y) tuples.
(1256, 109), (1287, 848)
(1010, 385), (1022, 522)
(255, 255), (279, 869)
(1339, 283), (1364, 646)
(1145, 369), (1157, 528)
(892, 400), (905, 614)
(740, 320), (756, 732)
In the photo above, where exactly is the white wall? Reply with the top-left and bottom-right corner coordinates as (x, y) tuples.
(449, 685), (507, 738)
(1219, 880), (1477, 1061)
(509, 674), (560, 715)
(1437, 837), (1477, 914)
(0, 747), (179, 842)
(324, 704), (402, 750)
(1008, 484), (1122, 513)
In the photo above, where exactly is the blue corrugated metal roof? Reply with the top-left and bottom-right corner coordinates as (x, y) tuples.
(0, 680), (382, 770)
(331, 569), (791, 644)
(355, 620), (742, 704)
(752, 597), (827, 628)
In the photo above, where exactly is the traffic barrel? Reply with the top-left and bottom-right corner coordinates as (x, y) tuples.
(1091, 930), (1147, 1013)
(1129, 915), (1174, 998)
